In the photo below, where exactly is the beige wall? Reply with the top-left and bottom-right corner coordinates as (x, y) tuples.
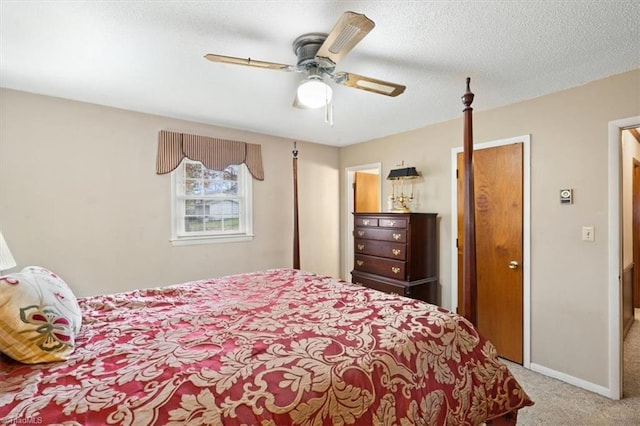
(622, 129), (640, 267)
(0, 89), (340, 297)
(339, 69), (640, 390)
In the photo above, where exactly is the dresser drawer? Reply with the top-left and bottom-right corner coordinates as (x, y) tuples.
(355, 217), (378, 227)
(354, 238), (406, 260)
(351, 271), (408, 296)
(378, 218), (407, 228)
(354, 228), (406, 243)
(354, 254), (405, 279)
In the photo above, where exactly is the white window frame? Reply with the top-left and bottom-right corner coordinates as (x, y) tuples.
(170, 160), (253, 246)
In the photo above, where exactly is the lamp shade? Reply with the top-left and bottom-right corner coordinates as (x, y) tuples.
(0, 231), (16, 271)
(387, 167), (419, 180)
(297, 77), (332, 108)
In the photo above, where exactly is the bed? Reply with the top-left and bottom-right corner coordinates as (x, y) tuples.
(0, 80), (532, 425)
(1, 267), (531, 425)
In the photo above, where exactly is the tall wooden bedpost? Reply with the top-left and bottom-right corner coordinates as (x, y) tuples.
(462, 77), (477, 326)
(293, 141), (300, 269)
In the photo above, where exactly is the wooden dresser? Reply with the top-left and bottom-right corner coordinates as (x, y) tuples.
(351, 212), (438, 304)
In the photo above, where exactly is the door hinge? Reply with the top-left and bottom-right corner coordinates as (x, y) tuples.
(456, 238), (458, 248)
(456, 169), (459, 179)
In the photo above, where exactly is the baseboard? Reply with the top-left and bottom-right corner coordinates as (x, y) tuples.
(529, 363), (614, 399)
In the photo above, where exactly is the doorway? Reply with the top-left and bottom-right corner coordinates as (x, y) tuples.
(451, 135), (531, 367)
(608, 117), (640, 400)
(344, 163), (382, 280)
(620, 126), (640, 399)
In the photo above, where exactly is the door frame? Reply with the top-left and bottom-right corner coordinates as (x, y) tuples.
(633, 158), (640, 309)
(608, 116), (640, 400)
(450, 134), (531, 368)
(344, 163), (382, 280)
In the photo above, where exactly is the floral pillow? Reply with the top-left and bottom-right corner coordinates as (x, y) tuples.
(0, 266), (82, 363)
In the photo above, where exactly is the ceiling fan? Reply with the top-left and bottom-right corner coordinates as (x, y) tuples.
(204, 11), (406, 120)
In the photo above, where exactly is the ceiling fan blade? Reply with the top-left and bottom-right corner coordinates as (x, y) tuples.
(314, 11), (375, 66)
(204, 54), (298, 71)
(333, 72), (406, 97)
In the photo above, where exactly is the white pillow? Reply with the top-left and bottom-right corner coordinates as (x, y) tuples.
(0, 266), (82, 363)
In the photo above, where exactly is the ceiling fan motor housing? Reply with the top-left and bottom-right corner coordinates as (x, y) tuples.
(293, 33), (335, 72)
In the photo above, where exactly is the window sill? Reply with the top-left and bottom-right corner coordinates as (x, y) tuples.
(170, 234), (254, 246)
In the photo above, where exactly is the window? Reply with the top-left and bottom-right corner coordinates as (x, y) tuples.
(171, 160), (253, 245)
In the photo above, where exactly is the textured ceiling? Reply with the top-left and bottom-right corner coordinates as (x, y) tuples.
(1, 1), (638, 147)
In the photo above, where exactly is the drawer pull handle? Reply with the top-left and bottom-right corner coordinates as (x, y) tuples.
(389, 220), (396, 226)
(391, 267), (400, 274)
(392, 248), (401, 256)
(356, 260), (364, 266)
(357, 244), (365, 250)
(393, 233), (401, 240)
(357, 230), (365, 237)
(363, 219), (370, 226)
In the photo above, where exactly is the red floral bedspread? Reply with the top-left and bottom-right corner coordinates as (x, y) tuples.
(0, 269), (532, 425)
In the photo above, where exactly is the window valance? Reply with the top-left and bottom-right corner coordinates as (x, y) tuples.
(156, 130), (264, 180)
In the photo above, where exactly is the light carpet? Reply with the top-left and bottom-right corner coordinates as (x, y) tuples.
(503, 310), (640, 425)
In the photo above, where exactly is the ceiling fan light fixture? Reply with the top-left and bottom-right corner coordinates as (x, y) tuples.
(297, 77), (333, 108)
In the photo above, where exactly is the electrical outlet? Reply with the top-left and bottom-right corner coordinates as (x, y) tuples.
(582, 226), (594, 242)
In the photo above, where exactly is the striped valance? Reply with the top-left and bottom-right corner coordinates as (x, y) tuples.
(156, 130), (264, 180)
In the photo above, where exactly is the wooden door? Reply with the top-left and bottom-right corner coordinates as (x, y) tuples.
(355, 172), (380, 213)
(457, 143), (523, 363)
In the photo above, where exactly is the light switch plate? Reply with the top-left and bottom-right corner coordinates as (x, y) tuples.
(582, 226), (594, 241)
